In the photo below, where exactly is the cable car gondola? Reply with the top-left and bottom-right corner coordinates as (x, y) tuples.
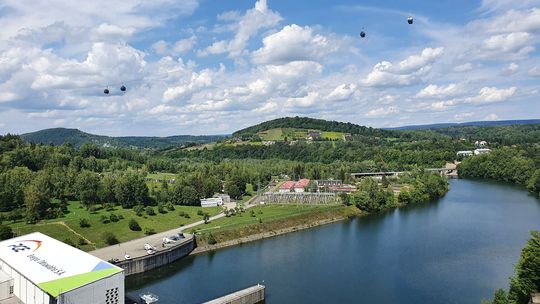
(408, 16), (413, 24)
(360, 31), (366, 38)
(120, 85), (126, 92)
(104, 88), (109, 94)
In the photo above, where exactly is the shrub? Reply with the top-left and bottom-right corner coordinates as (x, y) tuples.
(103, 203), (115, 211)
(79, 218), (91, 228)
(157, 204), (167, 214)
(109, 213), (119, 222)
(78, 238), (88, 246)
(258, 217), (263, 224)
(197, 210), (204, 216)
(103, 232), (119, 245)
(128, 219), (141, 231)
(133, 205), (145, 217)
(117, 214), (124, 220)
(166, 202), (175, 211)
(63, 238), (76, 247)
(0, 224), (14, 240)
(207, 233), (217, 245)
(146, 207), (156, 216)
(100, 215), (110, 224)
(178, 211), (186, 217)
(184, 213), (190, 219)
(250, 210), (256, 217)
(144, 227), (156, 235)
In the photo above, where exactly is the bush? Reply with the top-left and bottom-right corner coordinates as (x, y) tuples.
(78, 238), (88, 246)
(109, 213), (119, 222)
(146, 207), (156, 216)
(63, 238), (76, 247)
(103, 232), (119, 245)
(79, 218), (91, 228)
(0, 224), (14, 240)
(128, 219), (141, 231)
(117, 214), (124, 220)
(184, 213), (190, 219)
(166, 202), (175, 211)
(207, 232), (217, 245)
(250, 210), (256, 217)
(100, 215), (110, 224)
(133, 205), (145, 217)
(103, 203), (115, 211)
(178, 211), (186, 217)
(144, 227), (156, 235)
(197, 210), (204, 216)
(157, 204), (167, 214)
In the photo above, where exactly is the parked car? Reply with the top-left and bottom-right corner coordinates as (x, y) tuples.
(146, 249), (156, 255)
(144, 243), (155, 251)
(124, 254), (132, 260)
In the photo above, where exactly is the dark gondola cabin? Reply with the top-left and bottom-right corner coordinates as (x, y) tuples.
(360, 31), (366, 38)
(408, 16), (413, 24)
(104, 88), (110, 94)
(120, 85), (126, 92)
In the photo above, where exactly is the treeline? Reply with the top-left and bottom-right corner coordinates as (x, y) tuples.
(168, 140), (461, 169)
(483, 231), (540, 304)
(232, 116), (392, 138)
(344, 170), (449, 212)
(432, 124), (540, 146)
(458, 147), (540, 197)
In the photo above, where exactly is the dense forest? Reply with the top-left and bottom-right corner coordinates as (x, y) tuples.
(458, 147), (540, 197)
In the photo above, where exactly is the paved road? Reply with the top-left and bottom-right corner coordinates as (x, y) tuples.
(91, 195), (261, 261)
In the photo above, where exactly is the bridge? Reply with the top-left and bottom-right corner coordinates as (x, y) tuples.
(351, 166), (457, 179)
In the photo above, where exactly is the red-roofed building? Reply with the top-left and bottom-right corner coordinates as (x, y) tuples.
(279, 181), (296, 193)
(294, 179), (310, 193)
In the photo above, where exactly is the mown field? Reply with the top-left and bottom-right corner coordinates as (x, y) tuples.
(193, 204), (361, 245)
(9, 202), (221, 250)
(258, 128), (346, 141)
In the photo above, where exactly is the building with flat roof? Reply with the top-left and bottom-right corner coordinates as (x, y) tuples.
(0, 232), (124, 304)
(200, 197), (223, 207)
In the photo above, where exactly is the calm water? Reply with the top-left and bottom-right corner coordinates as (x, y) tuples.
(126, 179), (540, 304)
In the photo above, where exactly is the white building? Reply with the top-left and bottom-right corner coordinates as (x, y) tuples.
(0, 232), (124, 304)
(200, 198), (223, 207)
(457, 150), (474, 157)
(474, 148), (492, 155)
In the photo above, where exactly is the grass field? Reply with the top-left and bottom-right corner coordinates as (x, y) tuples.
(195, 205), (361, 245)
(257, 128), (346, 141)
(146, 172), (176, 180)
(9, 202), (221, 250)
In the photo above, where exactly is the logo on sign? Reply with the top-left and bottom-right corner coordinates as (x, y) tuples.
(8, 240), (42, 253)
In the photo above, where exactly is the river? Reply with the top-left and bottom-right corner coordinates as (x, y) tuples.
(126, 179), (540, 304)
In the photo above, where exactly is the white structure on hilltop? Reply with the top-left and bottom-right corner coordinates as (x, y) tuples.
(474, 148), (491, 155)
(200, 197), (223, 207)
(0, 232), (124, 304)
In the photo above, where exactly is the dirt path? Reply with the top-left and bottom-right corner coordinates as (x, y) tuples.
(56, 221), (96, 249)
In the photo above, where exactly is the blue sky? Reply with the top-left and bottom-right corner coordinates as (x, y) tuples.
(0, 0), (539, 136)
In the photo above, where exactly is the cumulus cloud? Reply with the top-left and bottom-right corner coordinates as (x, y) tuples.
(252, 24), (343, 65)
(198, 0), (282, 58)
(415, 83), (463, 99)
(502, 62), (519, 75)
(152, 36), (197, 56)
(326, 84), (357, 101)
(467, 86), (517, 104)
(286, 92), (319, 108)
(453, 63), (474, 72)
(362, 47), (444, 87)
(484, 113), (499, 120)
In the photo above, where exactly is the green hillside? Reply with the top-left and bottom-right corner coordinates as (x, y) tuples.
(233, 117), (392, 139)
(20, 128), (226, 149)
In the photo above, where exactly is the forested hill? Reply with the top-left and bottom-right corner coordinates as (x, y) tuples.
(20, 128), (226, 149)
(232, 117), (392, 138)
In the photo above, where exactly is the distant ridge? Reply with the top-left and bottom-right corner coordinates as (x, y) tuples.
(20, 128), (226, 149)
(386, 119), (540, 130)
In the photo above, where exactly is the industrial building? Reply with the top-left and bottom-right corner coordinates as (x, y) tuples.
(0, 232), (124, 304)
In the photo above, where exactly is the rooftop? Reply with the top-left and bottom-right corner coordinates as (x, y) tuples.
(0, 232), (122, 297)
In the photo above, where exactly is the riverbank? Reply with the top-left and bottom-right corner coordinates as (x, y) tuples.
(192, 205), (362, 254)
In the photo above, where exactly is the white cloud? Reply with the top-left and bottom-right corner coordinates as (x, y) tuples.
(286, 92), (319, 108)
(365, 106), (399, 118)
(484, 113), (499, 120)
(153, 36), (197, 55)
(468, 86), (517, 104)
(198, 0), (282, 58)
(362, 47), (444, 87)
(416, 83), (462, 99)
(252, 24), (343, 65)
(502, 62), (519, 75)
(326, 84), (357, 101)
